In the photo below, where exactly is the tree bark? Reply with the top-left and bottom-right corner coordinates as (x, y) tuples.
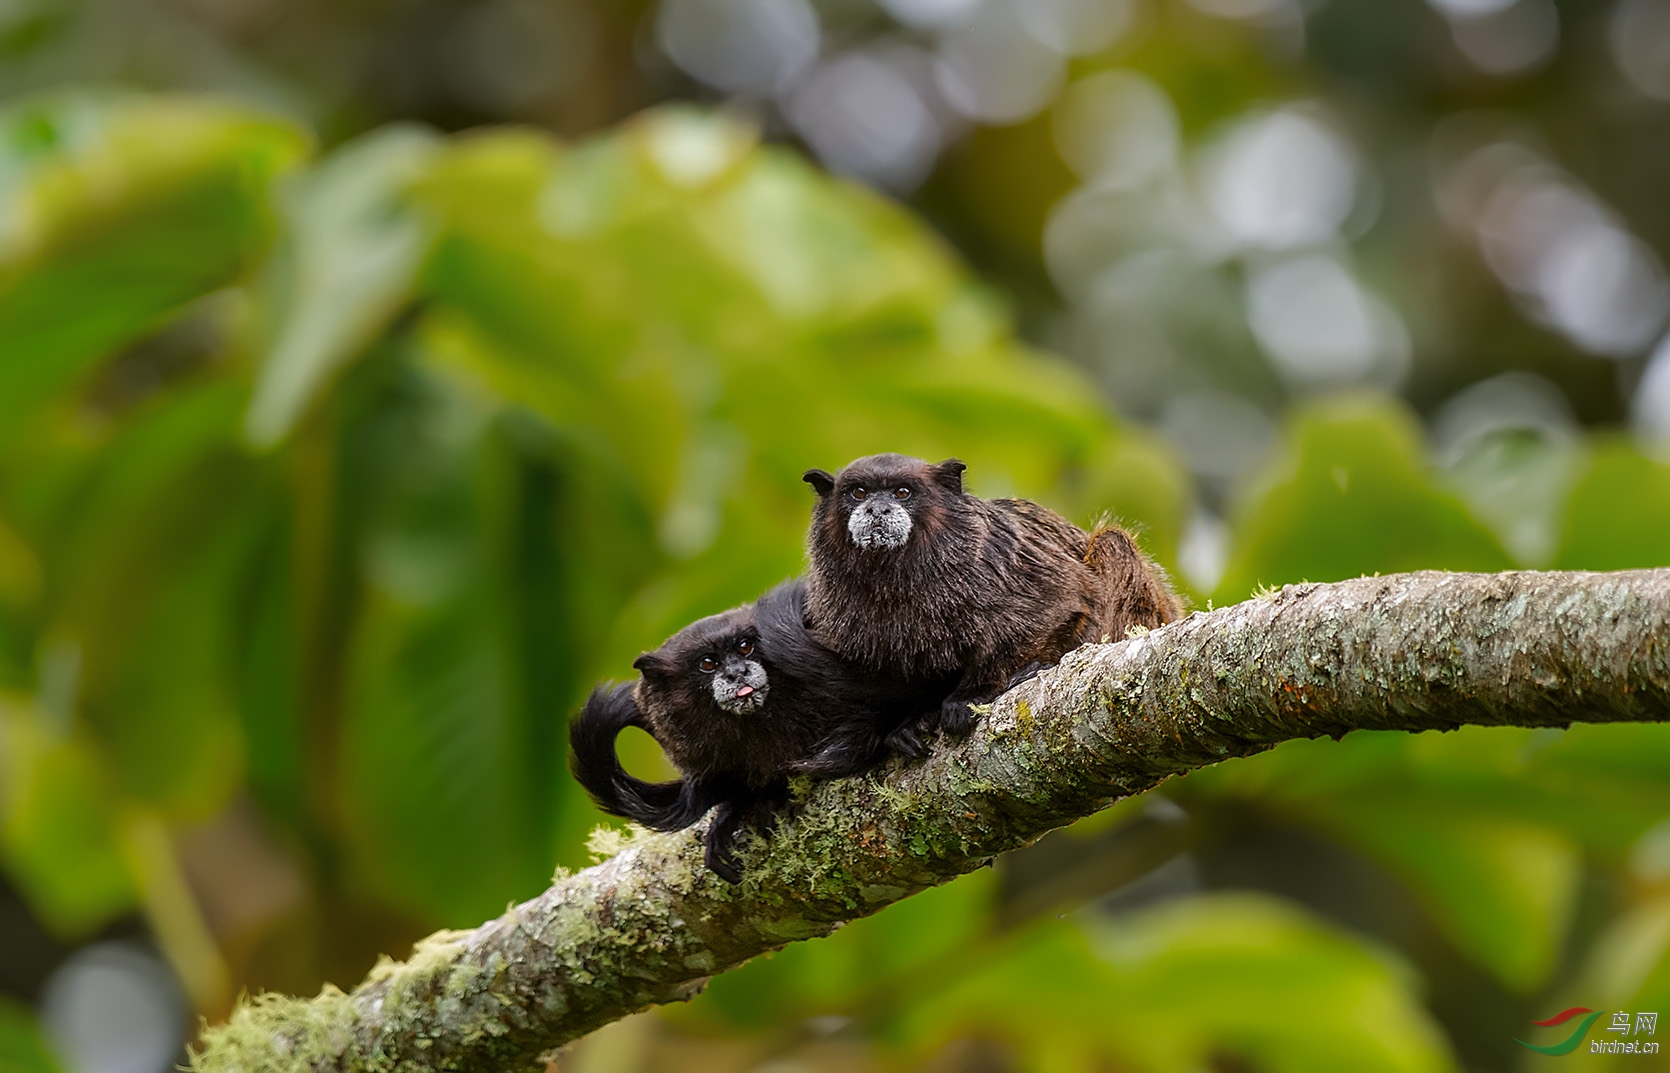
(191, 569), (1670, 1072)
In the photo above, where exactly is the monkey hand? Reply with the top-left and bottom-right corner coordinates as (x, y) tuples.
(884, 720), (932, 761)
(938, 695), (979, 737)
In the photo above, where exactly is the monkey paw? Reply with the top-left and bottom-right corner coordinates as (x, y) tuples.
(1005, 661), (1048, 689)
(704, 839), (744, 885)
(939, 698), (978, 737)
(885, 721), (931, 761)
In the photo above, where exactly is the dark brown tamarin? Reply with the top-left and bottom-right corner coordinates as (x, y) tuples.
(568, 579), (952, 883)
(802, 453), (1182, 738)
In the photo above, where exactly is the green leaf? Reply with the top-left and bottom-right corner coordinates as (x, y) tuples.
(895, 893), (1457, 1073)
(687, 868), (999, 1031)
(1554, 437), (1670, 570)
(1181, 723), (1667, 989)
(1436, 426), (1580, 567)
(336, 373), (553, 923)
(233, 521), (306, 830)
(1215, 396), (1512, 604)
(0, 998), (64, 1073)
(0, 698), (136, 935)
(244, 125), (440, 448)
(1188, 720), (1670, 862)
(42, 380), (274, 815)
(0, 514), (38, 687)
(1314, 796), (1580, 991)
(1573, 894), (1670, 1019)
(0, 93), (307, 440)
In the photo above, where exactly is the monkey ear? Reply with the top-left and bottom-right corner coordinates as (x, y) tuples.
(632, 653), (670, 678)
(932, 458), (967, 494)
(802, 469), (835, 497)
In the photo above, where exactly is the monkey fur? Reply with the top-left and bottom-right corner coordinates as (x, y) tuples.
(568, 579), (952, 883)
(803, 453), (1182, 738)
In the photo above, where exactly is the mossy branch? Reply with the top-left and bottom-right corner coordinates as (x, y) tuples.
(193, 569), (1670, 1072)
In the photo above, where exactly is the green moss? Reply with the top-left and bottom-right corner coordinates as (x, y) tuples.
(190, 985), (359, 1073)
(586, 825), (630, 861)
(872, 781), (925, 816)
(585, 822), (670, 865)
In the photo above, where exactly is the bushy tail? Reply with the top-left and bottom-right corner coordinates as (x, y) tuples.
(568, 684), (711, 832)
(1085, 521), (1185, 640)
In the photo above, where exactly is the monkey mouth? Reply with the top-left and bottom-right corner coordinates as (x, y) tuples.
(716, 682), (769, 715)
(847, 507), (912, 551)
(852, 530), (909, 551)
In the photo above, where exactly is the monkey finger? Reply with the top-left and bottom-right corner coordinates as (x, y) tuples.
(1005, 661), (1048, 689)
(885, 723), (930, 761)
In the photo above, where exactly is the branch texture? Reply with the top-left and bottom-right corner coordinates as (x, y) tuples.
(195, 569), (1670, 1072)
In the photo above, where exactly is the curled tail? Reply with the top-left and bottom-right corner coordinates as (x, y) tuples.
(1085, 521), (1185, 641)
(568, 683), (712, 832)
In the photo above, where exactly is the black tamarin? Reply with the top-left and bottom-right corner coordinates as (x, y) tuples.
(802, 453), (1182, 737)
(568, 579), (952, 883)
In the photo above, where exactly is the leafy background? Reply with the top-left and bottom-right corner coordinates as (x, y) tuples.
(2, 2), (1670, 1071)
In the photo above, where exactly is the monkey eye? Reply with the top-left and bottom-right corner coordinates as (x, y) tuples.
(851, 486), (869, 501)
(698, 656), (718, 673)
(894, 486), (910, 500)
(736, 638), (754, 657)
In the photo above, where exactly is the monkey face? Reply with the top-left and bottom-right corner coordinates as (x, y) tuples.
(634, 610), (771, 720)
(703, 636), (771, 715)
(804, 454), (967, 554)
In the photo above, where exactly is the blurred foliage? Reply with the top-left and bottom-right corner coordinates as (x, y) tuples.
(0, 997), (63, 1073)
(1, 14), (1669, 1068)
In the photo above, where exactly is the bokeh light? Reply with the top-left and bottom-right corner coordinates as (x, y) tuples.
(1245, 253), (1410, 387)
(1197, 108), (1359, 253)
(39, 944), (184, 1073)
(1610, 0), (1670, 100)
(1052, 70), (1179, 190)
(656, 0), (820, 98)
(934, 1), (1065, 123)
(788, 47), (946, 191)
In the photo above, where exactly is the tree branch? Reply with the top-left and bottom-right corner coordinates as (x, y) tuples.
(193, 569), (1670, 1072)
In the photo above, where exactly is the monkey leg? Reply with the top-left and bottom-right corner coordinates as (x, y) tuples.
(703, 800), (751, 884)
(940, 636), (1048, 738)
(795, 727), (888, 777)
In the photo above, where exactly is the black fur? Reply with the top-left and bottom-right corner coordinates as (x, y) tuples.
(567, 682), (717, 832)
(569, 580), (952, 883)
(803, 453), (1182, 737)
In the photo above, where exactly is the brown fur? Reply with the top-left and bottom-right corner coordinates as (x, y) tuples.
(803, 454), (1181, 736)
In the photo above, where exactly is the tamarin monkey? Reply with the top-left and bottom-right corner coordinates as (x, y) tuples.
(568, 580), (952, 882)
(802, 453), (1182, 738)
